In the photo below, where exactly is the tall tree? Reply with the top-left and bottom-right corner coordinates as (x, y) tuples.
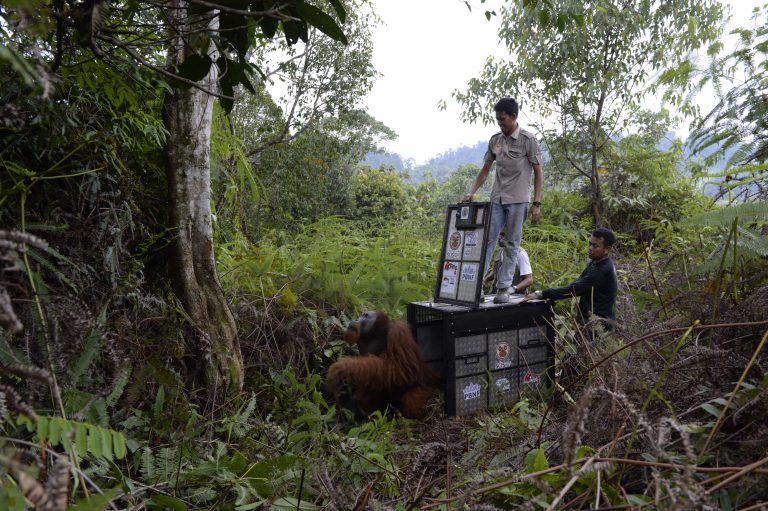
(2, 0), (349, 393)
(455, 0), (723, 223)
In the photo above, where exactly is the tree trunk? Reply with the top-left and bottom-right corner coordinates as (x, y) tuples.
(163, 2), (244, 393)
(590, 148), (602, 225)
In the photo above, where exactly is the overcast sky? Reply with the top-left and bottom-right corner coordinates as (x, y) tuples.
(365, 0), (765, 164)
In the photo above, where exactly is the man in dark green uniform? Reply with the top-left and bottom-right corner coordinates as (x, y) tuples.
(523, 228), (618, 325)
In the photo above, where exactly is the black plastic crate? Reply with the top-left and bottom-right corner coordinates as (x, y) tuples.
(407, 299), (555, 416)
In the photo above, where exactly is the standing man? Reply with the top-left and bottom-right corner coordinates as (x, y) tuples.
(523, 228), (618, 325)
(463, 97), (543, 304)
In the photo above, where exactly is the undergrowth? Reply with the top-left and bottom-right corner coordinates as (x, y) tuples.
(2, 199), (768, 510)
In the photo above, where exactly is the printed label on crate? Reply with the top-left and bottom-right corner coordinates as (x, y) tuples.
(440, 261), (459, 295)
(495, 377), (511, 394)
(463, 382), (482, 401)
(460, 206), (471, 220)
(446, 230), (463, 259)
(523, 371), (541, 385)
(460, 263), (478, 281)
(463, 231), (478, 257)
(494, 342), (513, 369)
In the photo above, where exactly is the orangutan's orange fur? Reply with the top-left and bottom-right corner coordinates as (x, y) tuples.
(327, 312), (439, 419)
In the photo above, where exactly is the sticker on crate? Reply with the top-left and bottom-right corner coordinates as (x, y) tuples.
(463, 382), (482, 401)
(463, 231), (478, 257)
(440, 261), (459, 296)
(493, 341), (513, 369)
(522, 371), (542, 385)
(460, 263), (478, 282)
(446, 229), (463, 259)
(495, 377), (512, 394)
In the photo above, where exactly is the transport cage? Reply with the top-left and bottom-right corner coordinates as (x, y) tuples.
(435, 202), (492, 308)
(407, 298), (555, 416)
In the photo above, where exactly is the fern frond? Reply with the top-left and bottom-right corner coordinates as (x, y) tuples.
(700, 162), (768, 179)
(154, 447), (180, 482)
(106, 365), (132, 407)
(738, 231), (768, 258)
(678, 200), (768, 228)
(16, 414), (127, 460)
(140, 446), (155, 481)
(68, 302), (108, 387)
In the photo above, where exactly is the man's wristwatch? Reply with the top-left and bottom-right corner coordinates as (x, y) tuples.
(531, 201), (541, 207)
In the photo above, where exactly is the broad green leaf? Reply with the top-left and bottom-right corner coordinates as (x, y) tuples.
(66, 488), (119, 511)
(60, 420), (73, 451)
(626, 494), (652, 505)
(538, 8), (550, 26)
(271, 497), (321, 510)
(176, 54), (212, 82)
(75, 423), (88, 457)
(525, 447), (549, 472)
(101, 428), (113, 460)
(240, 72), (256, 95)
(16, 414), (34, 432)
(295, 2), (348, 44)
(153, 386), (165, 418)
(0, 482), (27, 511)
(700, 403), (721, 418)
(48, 417), (62, 446)
(555, 13), (566, 32)
(87, 425), (102, 458)
(326, 0), (346, 23)
(37, 415), (49, 443)
(113, 432), (127, 460)
(147, 495), (187, 511)
(258, 16), (278, 38)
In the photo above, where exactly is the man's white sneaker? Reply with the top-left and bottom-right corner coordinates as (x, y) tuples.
(493, 287), (510, 304)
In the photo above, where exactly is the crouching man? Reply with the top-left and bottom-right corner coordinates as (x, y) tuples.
(522, 227), (618, 327)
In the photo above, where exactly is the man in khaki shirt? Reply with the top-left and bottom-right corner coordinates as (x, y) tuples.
(463, 97), (543, 303)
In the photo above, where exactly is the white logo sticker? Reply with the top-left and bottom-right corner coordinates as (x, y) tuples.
(463, 382), (481, 401)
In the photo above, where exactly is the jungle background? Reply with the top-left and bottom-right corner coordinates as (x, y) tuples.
(1, 0), (768, 509)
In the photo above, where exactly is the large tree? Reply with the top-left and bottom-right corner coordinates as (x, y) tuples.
(1, 0), (350, 393)
(455, 0), (724, 223)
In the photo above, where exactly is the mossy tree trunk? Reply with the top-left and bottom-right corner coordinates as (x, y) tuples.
(163, 1), (244, 394)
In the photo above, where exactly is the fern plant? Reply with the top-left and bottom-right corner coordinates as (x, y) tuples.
(676, 200), (768, 314)
(15, 414), (128, 461)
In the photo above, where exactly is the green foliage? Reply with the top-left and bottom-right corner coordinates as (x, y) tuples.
(349, 167), (407, 222)
(339, 411), (403, 497)
(0, 476), (25, 511)
(455, 0), (724, 220)
(677, 201), (768, 273)
(602, 120), (707, 236)
(687, 5), (768, 171)
(523, 222), (590, 289)
(696, 163), (768, 204)
(218, 216), (439, 317)
(14, 414), (127, 461)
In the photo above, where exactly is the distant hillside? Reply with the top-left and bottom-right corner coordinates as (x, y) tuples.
(362, 152), (413, 172)
(411, 141), (487, 183)
(363, 141), (487, 183)
(362, 131), (741, 187)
